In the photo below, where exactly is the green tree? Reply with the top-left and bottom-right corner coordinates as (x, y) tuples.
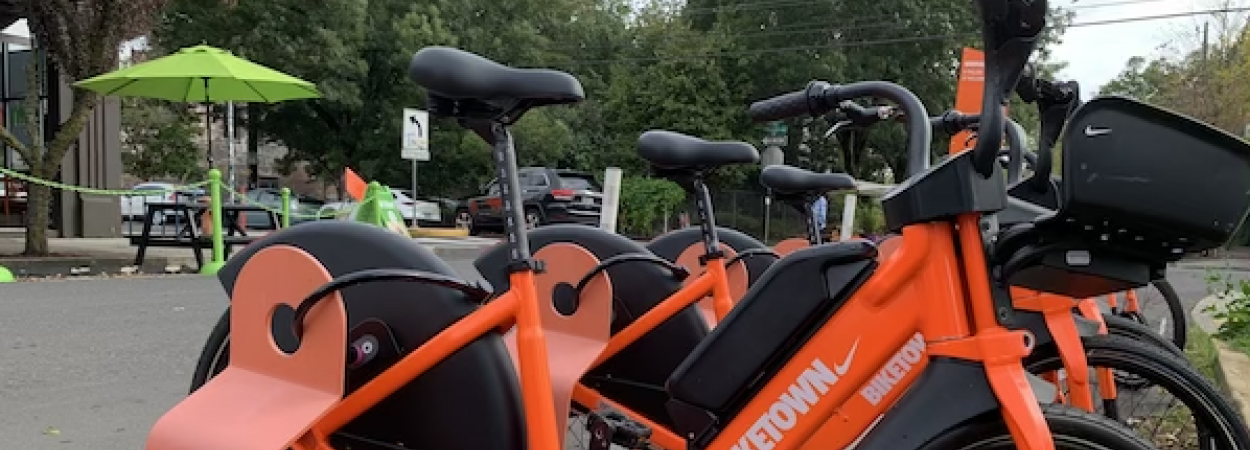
(1098, 56), (1178, 103)
(1, 0), (174, 255)
(618, 175), (685, 236)
(1097, 15), (1250, 137)
(120, 98), (203, 181)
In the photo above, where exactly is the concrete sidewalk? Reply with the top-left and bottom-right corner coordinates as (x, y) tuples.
(0, 237), (198, 277)
(0, 234), (500, 278)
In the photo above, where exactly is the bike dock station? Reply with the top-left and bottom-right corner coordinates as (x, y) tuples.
(5, 1), (1250, 450)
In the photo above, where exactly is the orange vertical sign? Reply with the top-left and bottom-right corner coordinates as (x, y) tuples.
(949, 48), (985, 155)
(343, 167), (367, 201)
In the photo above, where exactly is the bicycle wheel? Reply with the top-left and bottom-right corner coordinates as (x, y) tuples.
(189, 307), (230, 393)
(1025, 334), (1248, 450)
(1104, 314), (1184, 359)
(918, 404), (1159, 450)
(1117, 280), (1187, 350)
(1103, 314), (1189, 390)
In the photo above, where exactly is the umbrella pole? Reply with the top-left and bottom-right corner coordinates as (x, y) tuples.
(204, 77), (213, 169)
(204, 101), (213, 168)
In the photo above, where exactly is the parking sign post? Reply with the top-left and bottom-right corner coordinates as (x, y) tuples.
(402, 108), (431, 203)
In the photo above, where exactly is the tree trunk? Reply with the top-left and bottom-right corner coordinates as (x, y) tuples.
(23, 179), (52, 255)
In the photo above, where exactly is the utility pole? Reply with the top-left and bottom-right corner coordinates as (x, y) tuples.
(1202, 22), (1210, 62)
(1201, 22), (1212, 123)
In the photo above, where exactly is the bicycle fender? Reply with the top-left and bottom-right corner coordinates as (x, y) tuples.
(215, 221), (458, 299)
(473, 224), (671, 294)
(852, 358), (1005, 450)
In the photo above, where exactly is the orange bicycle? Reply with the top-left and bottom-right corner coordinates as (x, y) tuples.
(688, 92), (1248, 448)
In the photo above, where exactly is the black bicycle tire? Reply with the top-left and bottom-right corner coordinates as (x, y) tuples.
(189, 307), (231, 393)
(1103, 314), (1185, 359)
(1024, 334), (1249, 450)
(1148, 279), (1188, 350)
(918, 404), (1158, 450)
(1103, 314), (1188, 390)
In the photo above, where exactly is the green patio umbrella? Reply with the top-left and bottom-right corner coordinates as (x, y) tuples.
(73, 44), (321, 167)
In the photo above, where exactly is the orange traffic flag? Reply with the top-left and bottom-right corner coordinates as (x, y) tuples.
(344, 167), (366, 201)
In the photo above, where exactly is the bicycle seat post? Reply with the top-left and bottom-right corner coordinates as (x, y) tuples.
(782, 195), (822, 246)
(488, 121), (537, 271)
(690, 175), (724, 262)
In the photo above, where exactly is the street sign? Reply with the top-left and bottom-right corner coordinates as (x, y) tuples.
(762, 136), (788, 147)
(402, 108), (430, 161)
(764, 121), (788, 136)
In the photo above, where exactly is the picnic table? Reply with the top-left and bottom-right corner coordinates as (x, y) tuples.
(130, 201), (279, 270)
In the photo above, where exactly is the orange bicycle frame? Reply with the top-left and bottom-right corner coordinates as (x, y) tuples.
(586, 219), (1050, 450)
(305, 270), (559, 450)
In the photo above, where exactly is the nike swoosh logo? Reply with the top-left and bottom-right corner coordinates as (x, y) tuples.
(833, 338), (860, 375)
(1084, 125), (1111, 137)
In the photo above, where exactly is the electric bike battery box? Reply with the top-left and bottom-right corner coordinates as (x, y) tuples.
(1003, 95), (1250, 298)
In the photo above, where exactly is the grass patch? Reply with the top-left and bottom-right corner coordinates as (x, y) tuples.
(1185, 327), (1221, 382)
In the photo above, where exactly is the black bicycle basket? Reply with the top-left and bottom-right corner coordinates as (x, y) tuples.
(998, 95), (1250, 298)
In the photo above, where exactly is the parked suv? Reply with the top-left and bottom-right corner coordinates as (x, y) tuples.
(457, 167), (602, 233)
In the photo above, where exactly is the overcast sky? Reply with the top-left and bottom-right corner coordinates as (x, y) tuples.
(1051, 0), (1242, 97)
(1, 1), (1241, 98)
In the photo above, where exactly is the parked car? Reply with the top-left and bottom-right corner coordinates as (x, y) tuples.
(120, 182), (205, 223)
(457, 167), (602, 234)
(239, 188), (325, 229)
(316, 188), (442, 227)
(421, 196), (467, 227)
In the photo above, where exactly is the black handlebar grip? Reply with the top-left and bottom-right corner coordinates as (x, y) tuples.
(748, 90), (813, 122)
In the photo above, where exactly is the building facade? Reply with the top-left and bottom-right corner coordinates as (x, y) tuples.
(0, 13), (123, 237)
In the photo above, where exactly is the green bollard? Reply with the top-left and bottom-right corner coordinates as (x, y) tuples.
(0, 265), (14, 282)
(280, 187), (291, 228)
(200, 169), (226, 276)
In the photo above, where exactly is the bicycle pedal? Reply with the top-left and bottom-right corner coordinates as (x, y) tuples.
(586, 408), (653, 450)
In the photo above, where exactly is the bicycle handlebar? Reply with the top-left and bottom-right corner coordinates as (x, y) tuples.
(748, 80), (931, 177)
(929, 110), (982, 135)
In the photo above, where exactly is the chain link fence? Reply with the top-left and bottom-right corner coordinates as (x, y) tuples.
(634, 190), (816, 244)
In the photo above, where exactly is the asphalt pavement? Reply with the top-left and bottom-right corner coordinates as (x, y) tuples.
(0, 257), (1240, 450)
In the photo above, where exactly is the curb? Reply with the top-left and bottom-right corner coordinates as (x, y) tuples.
(410, 227), (470, 238)
(1211, 339), (1250, 421)
(0, 255), (200, 279)
(1191, 296), (1250, 420)
(1, 245), (492, 281)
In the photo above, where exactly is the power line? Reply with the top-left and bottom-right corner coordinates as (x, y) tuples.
(553, 6), (1250, 66)
(555, 0), (1222, 52)
(732, 0), (1184, 36)
(675, 0), (1171, 18)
